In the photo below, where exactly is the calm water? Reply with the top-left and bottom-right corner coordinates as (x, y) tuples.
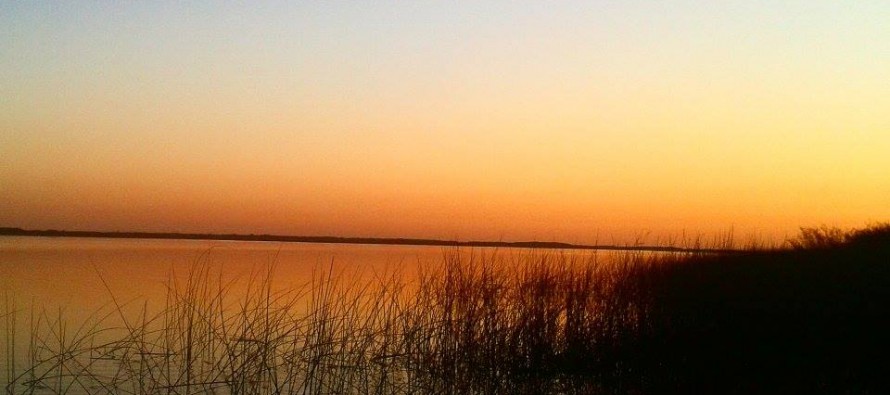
(0, 236), (455, 314)
(0, 236), (610, 311)
(0, 236), (621, 393)
(0, 237), (460, 390)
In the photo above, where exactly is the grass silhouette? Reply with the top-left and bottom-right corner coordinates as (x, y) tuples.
(3, 223), (889, 394)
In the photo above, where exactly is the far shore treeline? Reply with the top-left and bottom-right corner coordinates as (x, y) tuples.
(0, 227), (742, 254)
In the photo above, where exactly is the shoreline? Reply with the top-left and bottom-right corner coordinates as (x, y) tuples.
(0, 227), (740, 254)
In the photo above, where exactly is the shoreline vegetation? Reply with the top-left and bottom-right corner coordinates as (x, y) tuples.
(2, 223), (889, 394)
(0, 227), (746, 254)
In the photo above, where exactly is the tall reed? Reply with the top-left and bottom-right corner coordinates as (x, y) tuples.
(4, 223), (889, 394)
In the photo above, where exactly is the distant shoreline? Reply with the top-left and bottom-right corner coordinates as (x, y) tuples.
(0, 227), (740, 254)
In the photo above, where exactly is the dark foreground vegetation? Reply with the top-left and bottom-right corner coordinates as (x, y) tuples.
(3, 224), (889, 394)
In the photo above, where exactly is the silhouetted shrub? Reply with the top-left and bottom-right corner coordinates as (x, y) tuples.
(787, 225), (847, 249)
(845, 222), (890, 248)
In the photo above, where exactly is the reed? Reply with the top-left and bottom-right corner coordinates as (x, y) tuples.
(3, 223), (889, 394)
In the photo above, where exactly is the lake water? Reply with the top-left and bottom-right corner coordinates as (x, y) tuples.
(0, 237), (457, 391)
(0, 236), (452, 314)
(0, 236), (617, 312)
(0, 236), (637, 393)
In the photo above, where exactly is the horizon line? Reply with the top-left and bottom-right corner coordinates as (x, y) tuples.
(0, 227), (745, 254)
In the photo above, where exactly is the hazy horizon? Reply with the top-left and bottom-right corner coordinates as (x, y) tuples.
(2, 1), (888, 244)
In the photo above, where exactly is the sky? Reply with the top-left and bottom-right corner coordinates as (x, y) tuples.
(2, 1), (889, 244)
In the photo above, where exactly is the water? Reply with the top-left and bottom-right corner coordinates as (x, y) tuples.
(0, 237), (463, 392)
(0, 236), (453, 313)
(0, 236), (630, 394)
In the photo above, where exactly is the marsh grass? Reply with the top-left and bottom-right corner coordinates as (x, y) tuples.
(3, 224), (889, 394)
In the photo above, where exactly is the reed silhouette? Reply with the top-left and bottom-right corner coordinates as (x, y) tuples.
(3, 223), (889, 394)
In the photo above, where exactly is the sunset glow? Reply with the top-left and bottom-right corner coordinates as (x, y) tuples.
(2, 2), (888, 244)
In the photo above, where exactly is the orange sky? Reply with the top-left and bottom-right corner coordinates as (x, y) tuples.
(2, 2), (889, 244)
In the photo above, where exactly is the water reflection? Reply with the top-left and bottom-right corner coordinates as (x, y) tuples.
(1, 236), (647, 394)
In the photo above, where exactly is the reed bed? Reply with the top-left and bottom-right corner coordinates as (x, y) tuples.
(3, 223), (889, 394)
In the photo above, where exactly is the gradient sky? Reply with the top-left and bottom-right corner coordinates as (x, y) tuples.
(2, 1), (889, 244)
